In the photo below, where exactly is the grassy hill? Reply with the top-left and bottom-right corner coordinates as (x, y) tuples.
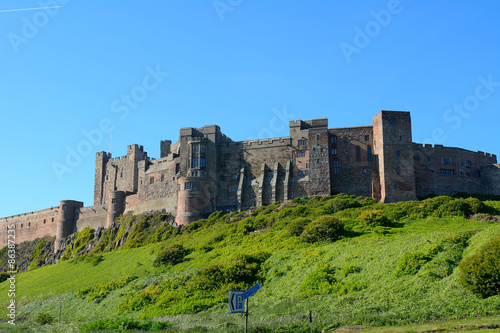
(1, 194), (500, 332)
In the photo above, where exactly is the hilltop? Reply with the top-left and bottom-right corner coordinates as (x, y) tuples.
(1, 194), (500, 332)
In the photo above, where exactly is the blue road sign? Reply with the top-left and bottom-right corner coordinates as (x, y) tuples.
(229, 291), (244, 313)
(243, 283), (261, 300)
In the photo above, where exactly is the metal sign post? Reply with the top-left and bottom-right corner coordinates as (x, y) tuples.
(243, 283), (260, 333)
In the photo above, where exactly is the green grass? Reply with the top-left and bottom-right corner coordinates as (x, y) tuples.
(1, 194), (500, 332)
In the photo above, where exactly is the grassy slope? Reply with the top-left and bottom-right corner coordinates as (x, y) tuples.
(1, 196), (500, 332)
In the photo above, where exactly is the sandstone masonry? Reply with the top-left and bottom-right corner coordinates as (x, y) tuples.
(2, 110), (499, 251)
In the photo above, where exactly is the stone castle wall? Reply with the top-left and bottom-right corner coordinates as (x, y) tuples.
(2, 110), (500, 250)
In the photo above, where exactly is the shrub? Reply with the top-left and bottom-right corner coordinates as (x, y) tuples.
(435, 198), (472, 217)
(287, 217), (310, 237)
(356, 210), (390, 227)
(300, 215), (343, 243)
(324, 197), (362, 214)
(35, 311), (55, 325)
(299, 264), (337, 295)
(153, 244), (187, 267)
(459, 235), (500, 298)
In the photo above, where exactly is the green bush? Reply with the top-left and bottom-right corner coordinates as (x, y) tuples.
(35, 311), (55, 325)
(459, 235), (500, 298)
(299, 264), (337, 295)
(286, 217), (311, 237)
(357, 210), (390, 227)
(435, 198), (472, 217)
(324, 197), (362, 214)
(153, 244), (187, 267)
(300, 215), (343, 243)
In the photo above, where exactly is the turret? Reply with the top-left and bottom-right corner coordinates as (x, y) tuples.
(107, 191), (126, 227)
(55, 200), (83, 252)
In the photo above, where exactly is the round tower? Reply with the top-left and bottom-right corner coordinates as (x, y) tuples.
(107, 191), (126, 227)
(176, 177), (214, 225)
(55, 200), (83, 252)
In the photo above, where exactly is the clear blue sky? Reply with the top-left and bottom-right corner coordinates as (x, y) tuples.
(0, 0), (499, 217)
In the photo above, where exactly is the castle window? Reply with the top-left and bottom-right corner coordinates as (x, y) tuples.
(150, 176), (154, 184)
(362, 168), (367, 173)
(228, 185), (238, 193)
(200, 157), (206, 168)
(393, 182), (397, 189)
(201, 172), (205, 178)
(299, 170), (304, 176)
(175, 163), (180, 174)
(416, 153), (421, 161)
(345, 138), (348, 143)
(365, 135), (369, 141)
(298, 140), (307, 146)
(427, 156), (431, 162)
(399, 135), (402, 141)
(332, 148), (337, 156)
(112, 198), (116, 204)
(200, 145), (206, 153)
(317, 135), (320, 141)
(62, 204), (67, 210)
(51, 218), (54, 223)
(316, 159), (319, 163)
(397, 166), (400, 175)
(356, 146), (361, 162)
(442, 158), (451, 165)
(396, 151), (400, 158)
(161, 174), (165, 182)
(305, 170), (309, 175)
(28, 222), (30, 227)
(332, 136), (337, 144)
(391, 119), (396, 125)
(367, 146), (372, 161)
(297, 151), (306, 158)
(120, 172), (123, 178)
(440, 169), (454, 175)
(192, 145), (199, 153)
(232, 174), (238, 180)
(21, 224), (23, 228)
(106, 175), (109, 180)
(184, 182), (199, 190)
(333, 160), (340, 174)
(43, 219), (46, 224)
(114, 187), (118, 191)
(465, 160), (472, 168)
(306, 163), (309, 168)
(191, 157), (199, 168)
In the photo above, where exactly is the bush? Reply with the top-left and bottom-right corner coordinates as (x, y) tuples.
(357, 210), (390, 227)
(396, 252), (429, 276)
(459, 235), (500, 298)
(300, 215), (343, 243)
(35, 311), (55, 325)
(324, 197), (362, 214)
(153, 244), (187, 267)
(0, 272), (10, 283)
(435, 198), (472, 217)
(287, 217), (310, 237)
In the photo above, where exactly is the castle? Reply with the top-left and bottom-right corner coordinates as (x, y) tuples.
(2, 110), (500, 251)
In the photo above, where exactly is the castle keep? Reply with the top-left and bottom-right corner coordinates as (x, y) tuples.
(2, 111), (500, 251)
